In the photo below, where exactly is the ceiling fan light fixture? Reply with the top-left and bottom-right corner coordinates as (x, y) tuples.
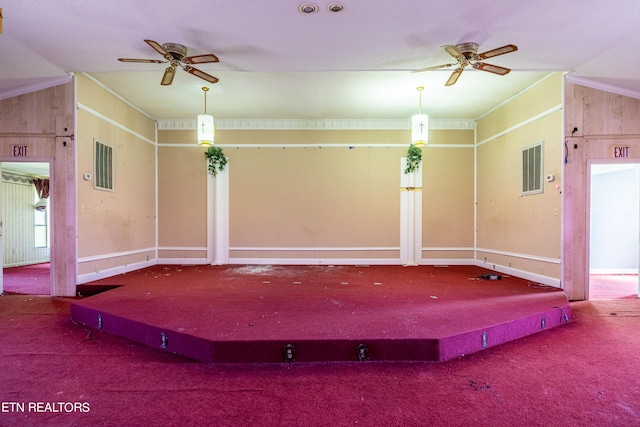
(161, 43), (188, 61)
(456, 42), (479, 59)
(411, 86), (428, 147)
(198, 87), (215, 147)
(299, 3), (319, 14)
(119, 39), (220, 86)
(411, 42), (516, 86)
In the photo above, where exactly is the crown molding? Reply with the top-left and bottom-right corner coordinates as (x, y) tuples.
(2, 172), (34, 184)
(430, 119), (475, 130)
(0, 75), (73, 102)
(157, 118), (475, 131)
(566, 75), (640, 100)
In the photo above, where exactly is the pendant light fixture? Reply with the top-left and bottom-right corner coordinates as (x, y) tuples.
(411, 86), (428, 147)
(198, 86), (215, 147)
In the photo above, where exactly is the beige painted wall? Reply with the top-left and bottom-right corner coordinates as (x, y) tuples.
(229, 145), (402, 250)
(158, 128), (474, 263)
(157, 131), (208, 261)
(4, 72), (631, 297)
(76, 74), (156, 278)
(0, 83), (76, 295)
(476, 74), (563, 282)
(563, 81), (640, 300)
(422, 131), (474, 261)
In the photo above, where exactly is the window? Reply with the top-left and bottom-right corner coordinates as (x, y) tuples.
(94, 140), (114, 191)
(522, 142), (543, 195)
(34, 192), (49, 248)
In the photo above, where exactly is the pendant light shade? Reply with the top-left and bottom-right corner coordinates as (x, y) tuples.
(198, 86), (215, 147)
(34, 197), (47, 211)
(411, 86), (428, 147)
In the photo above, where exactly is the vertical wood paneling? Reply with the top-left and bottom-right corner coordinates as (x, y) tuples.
(563, 81), (640, 300)
(2, 175), (50, 266)
(0, 81), (76, 296)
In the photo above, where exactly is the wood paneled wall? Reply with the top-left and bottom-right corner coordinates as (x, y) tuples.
(2, 173), (50, 266)
(0, 82), (76, 296)
(563, 81), (640, 300)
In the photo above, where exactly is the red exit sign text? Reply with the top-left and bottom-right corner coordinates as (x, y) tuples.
(12, 145), (29, 157)
(610, 145), (630, 159)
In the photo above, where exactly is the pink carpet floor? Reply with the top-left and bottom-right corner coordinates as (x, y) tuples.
(2, 263), (50, 295)
(2, 275), (640, 426)
(589, 274), (638, 299)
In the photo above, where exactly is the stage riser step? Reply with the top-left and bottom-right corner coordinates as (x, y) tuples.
(71, 304), (570, 363)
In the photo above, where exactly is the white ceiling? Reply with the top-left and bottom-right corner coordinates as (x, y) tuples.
(2, 162), (50, 178)
(1, 0), (640, 123)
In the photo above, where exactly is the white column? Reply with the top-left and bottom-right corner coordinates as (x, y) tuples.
(208, 159), (229, 265)
(400, 158), (423, 266)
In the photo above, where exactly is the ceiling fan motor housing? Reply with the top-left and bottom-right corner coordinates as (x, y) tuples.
(162, 43), (188, 61)
(456, 42), (479, 60)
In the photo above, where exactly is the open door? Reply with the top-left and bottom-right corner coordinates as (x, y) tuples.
(0, 161), (52, 295)
(588, 163), (640, 299)
(0, 162), (3, 295)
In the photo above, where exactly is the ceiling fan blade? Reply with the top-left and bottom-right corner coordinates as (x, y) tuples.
(144, 39), (173, 61)
(443, 45), (465, 61)
(184, 53), (219, 64)
(411, 62), (457, 73)
(184, 66), (219, 84)
(478, 44), (518, 60)
(445, 67), (464, 86)
(472, 62), (511, 75)
(161, 66), (176, 85)
(118, 58), (166, 63)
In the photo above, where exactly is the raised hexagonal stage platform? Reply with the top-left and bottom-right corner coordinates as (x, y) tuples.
(71, 265), (570, 363)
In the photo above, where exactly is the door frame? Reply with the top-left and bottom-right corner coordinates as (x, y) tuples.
(586, 159), (640, 299)
(0, 159), (53, 295)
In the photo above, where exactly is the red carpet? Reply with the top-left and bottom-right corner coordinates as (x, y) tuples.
(2, 293), (640, 426)
(590, 274), (638, 299)
(2, 263), (50, 295)
(71, 264), (570, 363)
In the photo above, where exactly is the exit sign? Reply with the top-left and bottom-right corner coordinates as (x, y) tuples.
(12, 145), (29, 157)
(610, 145), (631, 159)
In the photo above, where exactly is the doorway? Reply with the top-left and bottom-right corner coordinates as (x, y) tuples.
(1, 161), (52, 295)
(588, 163), (640, 299)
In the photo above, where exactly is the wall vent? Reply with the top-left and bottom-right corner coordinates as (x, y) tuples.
(522, 141), (543, 195)
(94, 140), (114, 191)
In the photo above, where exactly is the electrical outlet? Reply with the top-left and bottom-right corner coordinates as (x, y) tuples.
(161, 332), (168, 349)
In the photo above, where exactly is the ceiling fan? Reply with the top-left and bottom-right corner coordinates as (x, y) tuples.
(411, 42), (518, 86)
(118, 39), (220, 86)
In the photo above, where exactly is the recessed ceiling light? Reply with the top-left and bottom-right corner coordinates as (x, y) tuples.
(327, 3), (345, 13)
(299, 3), (319, 14)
